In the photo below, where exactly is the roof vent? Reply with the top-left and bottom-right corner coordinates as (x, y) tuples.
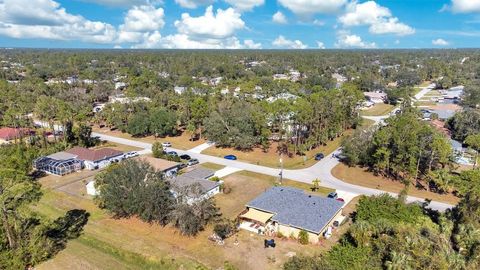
(280, 189), (284, 191)
(308, 195), (312, 198)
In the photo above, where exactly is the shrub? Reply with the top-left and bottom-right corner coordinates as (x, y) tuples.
(298, 230), (309, 245)
(214, 219), (236, 239)
(276, 231), (285, 239)
(210, 176), (220, 182)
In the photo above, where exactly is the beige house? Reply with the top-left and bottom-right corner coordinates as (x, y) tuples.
(239, 187), (344, 243)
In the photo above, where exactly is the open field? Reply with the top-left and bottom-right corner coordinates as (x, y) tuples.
(414, 101), (437, 106)
(360, 103), (394, 116)
(36, 166), (338, 270)
(93, 127), (206, 150)
(202, 131), (352, 169)
(331, 163), (459, 205)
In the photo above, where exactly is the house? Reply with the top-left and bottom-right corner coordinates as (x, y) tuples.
(109, 95), (151, 104)
(332, 73), (347, 88)
(140, 156), (181, 178)
(114, 82), (127, 90)
(169, 168), (220, 202)
(239, 187), (343, 243)
(33, 152), (83, 176)
(66, 147), (124, 170)
(364, 92), (387, 104)
(0, 127), (32, 144)
(174, 86), (187, 95)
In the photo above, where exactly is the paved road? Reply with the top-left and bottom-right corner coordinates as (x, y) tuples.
(91, 131), (454, 212)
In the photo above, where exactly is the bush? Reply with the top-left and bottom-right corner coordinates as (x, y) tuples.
(276, 231), (285, 239)
(210, 176), (220, 182)
(222, 184), (232, 194)
(152, 142), (164, 158)
(214, 219), (236, 239)
(298, 230), (309, 245)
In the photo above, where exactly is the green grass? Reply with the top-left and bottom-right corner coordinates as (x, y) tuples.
(200, 162), (226, 171)
(360, 104), (394, 116)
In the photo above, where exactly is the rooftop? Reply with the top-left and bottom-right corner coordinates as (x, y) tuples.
(169, 168), (218, 194)
(140, 156), (180, 171)
(246, 187), (343, 234)
(0, 127), (32, 141)
(47, 151), (78, 161)
(66, 147), (123, 162)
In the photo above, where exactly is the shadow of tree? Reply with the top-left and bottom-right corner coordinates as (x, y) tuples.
(45, 209), (90, 256)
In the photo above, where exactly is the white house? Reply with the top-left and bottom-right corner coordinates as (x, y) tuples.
(174, 86), (187, 95)
(65, 147), (124, 170)
(364, 92), (387, 104)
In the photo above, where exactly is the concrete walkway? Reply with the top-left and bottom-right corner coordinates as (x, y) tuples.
(189, 141), (215, 154)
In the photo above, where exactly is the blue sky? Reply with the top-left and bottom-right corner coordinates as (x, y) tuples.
(0, 0), (479, 49)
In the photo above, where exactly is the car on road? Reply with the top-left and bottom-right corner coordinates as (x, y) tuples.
(162, 142), (172, 147)
(327, 192), (338, 199)
(178, 163), (187, 169)
(187, 158), (199, 166)
(224, 155), (237, 160)
(314, 153), (325, 160)
(180, 154), (191, 160)
(167, 151), (178, 156)
(125, 151), (139, 158)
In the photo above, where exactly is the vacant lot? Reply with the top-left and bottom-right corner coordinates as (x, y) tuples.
(360, 103), (394, 116)
(332, 163), (459, 204)
(36, 168), (338, 270)
(93, 127), (206, 150)
(93, 142), (142, 153)
(200, 162), (226, 171)
(202, 132), (351, 169)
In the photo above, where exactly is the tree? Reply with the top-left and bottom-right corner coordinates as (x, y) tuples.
(95, 159), (173, 223)
(149, 108), (177, 137)
(126, 112), (150, 137)
(169, 184), (220, 236)
(298, 230), (309, 245)
(74, 123), (96, 147)
(465, 134), (480, 168)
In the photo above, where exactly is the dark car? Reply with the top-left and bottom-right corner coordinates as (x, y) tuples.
(224, 155), (237, 160)
(180, 154), (191, 160)
(314, 153), (325, 160)
(327, 192), (338, 199)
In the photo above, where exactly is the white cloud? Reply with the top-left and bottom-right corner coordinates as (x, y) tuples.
(448, 0), (480, 13)
(278, 0), (348, 16)
(132, 5), (250, 49)
(76, 0), (161, 7)
(175, 0), (213, 9)
(272, 11), (288, 24)
(339, 1), (414, 36)
(122, 5), (164, 32)
(272, 35), (307, 49)
(0, 0), (117, 43)
(316, 41), (325, 49)
(312, 19), (325, 26)
(224, 0), (264, 12)
(175, 6), (245, 39)
(244, 39), (262, 49)
(335, 30), (376, 48)
(432, 38), (449, 46)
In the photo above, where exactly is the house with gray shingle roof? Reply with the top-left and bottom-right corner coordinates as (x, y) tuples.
(169, 168), (220, 203)
(239, 187), (343, 243)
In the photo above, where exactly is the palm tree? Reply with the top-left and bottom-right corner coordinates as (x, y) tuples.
(385, 251), (413, 270)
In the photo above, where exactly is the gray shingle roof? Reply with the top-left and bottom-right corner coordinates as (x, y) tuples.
(183, 168), (214, 180)
(169, 175), (220, 193)
(246, 187), (343, 234)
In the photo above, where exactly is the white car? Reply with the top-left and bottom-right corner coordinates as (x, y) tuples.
(162, 142), (172, 147)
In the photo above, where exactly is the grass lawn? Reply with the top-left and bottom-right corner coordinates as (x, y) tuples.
(360, 118), (376, 128)
(202, 132), (352, 170)
(35, 169), (337, 270)
(360, 103), (394, 116)
(200, 162), (226, 171)
(93, 127), (206, 150)
(414, 101), (437, 106)
(331, 163), (459, 205)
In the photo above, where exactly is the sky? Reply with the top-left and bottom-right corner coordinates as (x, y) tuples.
(0, 0), (479, 49)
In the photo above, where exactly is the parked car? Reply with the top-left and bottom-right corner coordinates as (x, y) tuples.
(178, 163), (187, 169)
(336, 198), (345, 202)
(180, 154), (191, 160)
(224, 155), (237, 160)
(125, 151), (138, 158)
(187, 158), (199, 166)
(327, 192), (338, 199)
(314, 153), (325, 160)
(162, 142), (172, 147)
(167, 151), (177, 156)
